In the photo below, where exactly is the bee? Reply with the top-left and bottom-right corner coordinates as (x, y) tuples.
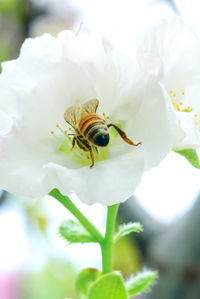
(64, 99), (141, 167)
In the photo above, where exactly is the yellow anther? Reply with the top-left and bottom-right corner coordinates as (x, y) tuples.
(102, 112), (106, 116)
(69, 127), (71, 131)
(173, 93), (176, 97)
(181, 91), (185, 95)
(187, 106), (192, 111)
(56, 124), (59, 128)
(172, 100), (175, 106)
(194, 114), (198, 118)
(170, 90), (173, 94)
(68, 136), (72, 140)
(176, 105), (180, 112)
(195, 122), (198, 126)
(64, 130), (68, 134)
(179, 102), (183, 106)
(106, 116), (110, 119)
(50, 131), (54, 134)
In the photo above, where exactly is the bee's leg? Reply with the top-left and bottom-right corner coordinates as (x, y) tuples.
(71, 136), (77, 151)
(108, 123), (141, 146)
(89, 147), (95, 168)
(93, 146), (98, 154)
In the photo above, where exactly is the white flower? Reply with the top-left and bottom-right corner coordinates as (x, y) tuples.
(0, 30), (183, 205)
(138, 17), (200, 150)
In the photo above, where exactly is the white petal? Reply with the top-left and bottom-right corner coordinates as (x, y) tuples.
(0, 124), (76, 198)
(44, 146), (144, 206)
(20, 33), (58, 57)
(138, 17), (200, 79)
(0, 110), (12, 131)
(1, 60), (16, 74)
(173, 112), (200, 149)
(0, 56), (97, 137)
(126, 77), (185, 169)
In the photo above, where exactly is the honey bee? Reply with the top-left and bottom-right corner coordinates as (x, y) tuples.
(64, 99), (141, 167)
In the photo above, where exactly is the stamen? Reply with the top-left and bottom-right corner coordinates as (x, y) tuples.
(69, 127), (71, 131)
(179, 102), (183, 106)
(56, 124), (60, 128)
(173, 93), (176, 97)
(102, 112), (106, 116)
(176, 105), (180, 112)
(181, 91), (185, 95)
(170, 90), (173, 94)
(50, 131), (54, 134)
(58, 127), (67, 136)
(106, 116), (110, 119)
(194, 114), (198, 118)
(64, 130), (68, 134)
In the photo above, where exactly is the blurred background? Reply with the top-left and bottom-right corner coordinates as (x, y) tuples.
(0, 0), (200, 298)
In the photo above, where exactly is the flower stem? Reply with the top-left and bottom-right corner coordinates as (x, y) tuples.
(49, 188), (104, 244)
(50, 188), (119, 275)
(101, 204), (119, 274)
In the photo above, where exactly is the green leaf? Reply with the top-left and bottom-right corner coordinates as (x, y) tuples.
(174, 149), (200, 169)
(88, 271), (128, 299)
(114, 222), (143, 242)
(76, 268), (102, 299)
(59, 219), (97, 244)
(126, 270), (158, 296)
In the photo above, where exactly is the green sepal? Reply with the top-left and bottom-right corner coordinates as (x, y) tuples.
(126, 270), (158, 296)
(76, 268), (102, 299)
(88, 271), (128, 299)
(59, 219), (97, 244)
(174, 149), (200, 169)
(114, 222), (143, 243)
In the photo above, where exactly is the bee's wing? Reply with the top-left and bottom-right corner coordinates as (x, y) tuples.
(82, 99), (99, 115)
(64, 106), (80, 129)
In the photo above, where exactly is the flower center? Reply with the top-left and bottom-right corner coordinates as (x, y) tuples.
(169, 90), (200, 128)
(49, 113), (121, 167)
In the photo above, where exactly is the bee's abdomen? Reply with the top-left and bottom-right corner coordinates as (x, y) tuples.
(78, 114), (109, 147)
(76, 136), (90, 152)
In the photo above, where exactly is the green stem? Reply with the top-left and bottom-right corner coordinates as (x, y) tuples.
(49, 189), (104, 244)
(101, 204), (119, 274)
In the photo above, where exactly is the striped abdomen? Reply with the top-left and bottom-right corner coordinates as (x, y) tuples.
(78, 114), (109, 147)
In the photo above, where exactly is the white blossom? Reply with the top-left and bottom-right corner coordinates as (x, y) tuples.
(0, 30), (183, 205)
(138, 17), (200, 150)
